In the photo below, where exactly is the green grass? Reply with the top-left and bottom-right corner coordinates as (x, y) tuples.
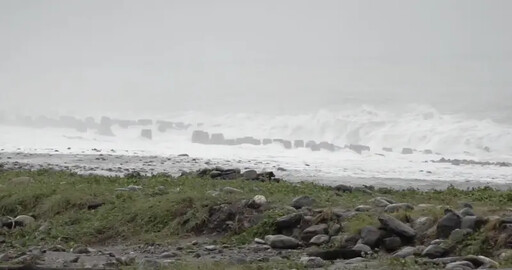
(1, 169), (512, 254)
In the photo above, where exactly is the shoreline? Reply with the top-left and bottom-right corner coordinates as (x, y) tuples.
(1, 151), (512, 191)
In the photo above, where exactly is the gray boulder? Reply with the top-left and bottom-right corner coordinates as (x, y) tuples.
(309, 234), (330, 246)
(352, 243), (372, 254)
(392, 246), (417, 258)
(141, 129), (152, 139)
(382, 236), (402, 252)
(265, 235), (300, 249)
(242, 170), (258, 180)
(459, 207), (475, 217)
(384, 203), (414, 213)
(355, 205), (372, 212)
(378, 214), (416, 239)
(210, 133), (225, 145)
(445, 261), (475, 270)
(347, 144), (371, 154)
(413, 216), (435, 234)
(334, 184), (353, 193)
(294, 140), (305, 148)
(191, 130), (210, 144)
(463, 255), (499, 268)
(299, 256), (326, 268)
(292, 196), (315, 209)
(448, 229), (472, 244)
(262, 138), (272, 145)
(302, 224), (328, 242)
(461, 216), (487, 231)
(13, 215), (35, 227)
(360, 226), (381, 248)
(437, 211), (462, 239)
(401, 148), (413, 154)
(422, 244), (448, 259)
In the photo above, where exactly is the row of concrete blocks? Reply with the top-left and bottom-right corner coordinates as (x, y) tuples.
(191, 130), (377, 153)
(9, 115), (191, 135)
(191, 130), (435, 155)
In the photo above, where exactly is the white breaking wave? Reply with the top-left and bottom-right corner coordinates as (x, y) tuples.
(1, 103), (512, 184)
(158, 104), (512, 158)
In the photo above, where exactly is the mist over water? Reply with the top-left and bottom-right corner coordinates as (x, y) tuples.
(1, 1), (511, 184)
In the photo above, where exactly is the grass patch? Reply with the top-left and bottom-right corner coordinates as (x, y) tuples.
(1, 169), (512, 251)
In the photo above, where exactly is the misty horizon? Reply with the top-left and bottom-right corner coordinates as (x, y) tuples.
(0, 0), (511, 116)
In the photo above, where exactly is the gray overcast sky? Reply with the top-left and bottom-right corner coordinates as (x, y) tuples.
(0, 0), (511, 115)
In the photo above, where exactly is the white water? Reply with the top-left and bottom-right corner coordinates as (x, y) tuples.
(1, 104), (512, 185)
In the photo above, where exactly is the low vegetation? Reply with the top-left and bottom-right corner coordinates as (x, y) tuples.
(1, 169), (512, 269)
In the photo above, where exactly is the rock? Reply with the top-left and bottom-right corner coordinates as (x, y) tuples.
(422, 244), (448, 259)
(330, 235), (343, 245)
(0, 253), (10, 262)
(309, 234), (330, 245)
(209, 170), (222, 178)
(382, 147), (393, 152)
(299, 256), (326, 268)
(402, 148), (413, 154)
(449, 229), (472, 244)
(392, 246), (417, 258)
(334, 184), (353, 193)
(413, 217), (435, 234)
(384, 203), (414, 213)
(98, 116), (115, 136)
(461, 216), (487, 231)
(352, 243), (372, 254)
(191, 130), (210, 144)
(382, 236), (402, 252)
(140, 129), (152, 139)
(329, 224), (341, 236)
(221, 187), (243, 193)
(445, 261), (475, 270)
(291, 196), (315, 209)
(459, 207), (475, 217)
(339, 234), (360, 248)
(247, 195), (267, 209)
(276, 213), (303, 230)
(204, 245), (217, 251)
(355, 205), (372, 212)
(378, 214), (416, 239)
(294, 140), (305, 148)
(463, 255), (499, 268)
(347, 144), (370, 154)
(302, 224), (329, 242)
(14, 215), (35, 227)
(73, 246), (91, 254)
(360, 226), (381, 248)
(262, 138), (272, 145)
(370, 197), (396, 207)
(210, 133), (225, 145)
(437, 211), (462, 239)
(265, 235), (300, 249)
(8, 176), (34, 185)
(236, 136), (261, 145)
(242, 170), (258, 180)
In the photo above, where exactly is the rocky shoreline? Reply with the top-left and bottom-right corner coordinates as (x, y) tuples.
(1, 167), (512, 269)
(2, 151), (512, 191)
